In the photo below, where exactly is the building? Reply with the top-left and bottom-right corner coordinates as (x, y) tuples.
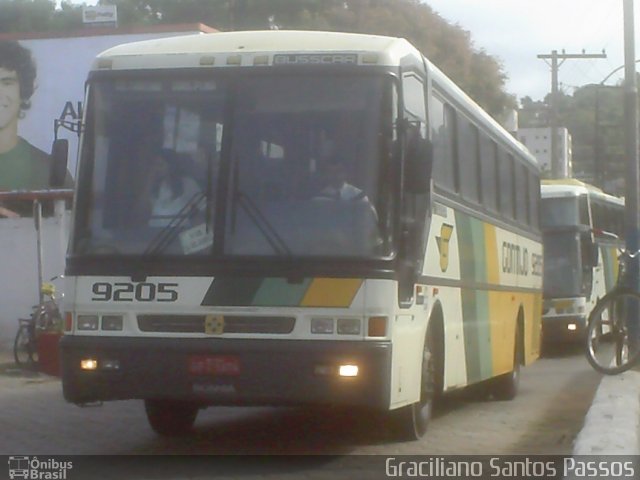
(517, 126), (573, 178)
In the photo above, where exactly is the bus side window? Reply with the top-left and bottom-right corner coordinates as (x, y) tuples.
(498, 149), (514, 219)
(528, 171), (540, 229)
(431, 95), (456, 192)
(457, 115), (480, 203)
(480, 136), (498, 212)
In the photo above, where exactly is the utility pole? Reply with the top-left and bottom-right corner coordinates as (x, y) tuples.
(623, 0), (639, 352)
(538, 50), (607, 178)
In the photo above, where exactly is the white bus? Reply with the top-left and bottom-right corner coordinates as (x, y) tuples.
(60, 30), (542, 440)
(541, 180), (624, 343)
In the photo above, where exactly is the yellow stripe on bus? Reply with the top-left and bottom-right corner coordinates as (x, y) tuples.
(488, 290), (516, 377)
(484, 223), (500, 284)
(300, 278), (363, 307)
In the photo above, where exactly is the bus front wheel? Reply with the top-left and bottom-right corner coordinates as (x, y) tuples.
(144, 399), (199, 436)
(389, 328), (439, 440)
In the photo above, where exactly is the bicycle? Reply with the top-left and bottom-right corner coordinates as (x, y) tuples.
(585, 249), (640, 375)
(13, 276), (63, 367)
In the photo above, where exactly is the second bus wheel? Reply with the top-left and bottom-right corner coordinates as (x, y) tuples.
(144, 399), (199, 436)
(488, 322), (523, 401)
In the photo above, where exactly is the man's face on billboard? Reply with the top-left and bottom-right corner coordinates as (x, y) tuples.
(0, 67), (21, 131)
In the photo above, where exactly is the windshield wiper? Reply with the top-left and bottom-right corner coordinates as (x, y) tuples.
(234, 190), (292, 256)
(143, 191), (206, 256)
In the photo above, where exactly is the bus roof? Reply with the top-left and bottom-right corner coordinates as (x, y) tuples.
(541, 179), (624, 206)
(91, 29), (536, 170)
(92, 30), (421, 70)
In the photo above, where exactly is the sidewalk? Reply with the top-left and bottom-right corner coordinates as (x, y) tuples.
(572, 367), (640, 455)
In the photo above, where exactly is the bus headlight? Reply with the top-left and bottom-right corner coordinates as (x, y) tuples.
(102, 315), (124, 331)
(80, 358), (98, 370)
(337, 318), (361, 335)
(77, 315), (99, 331)
(339, 364), (359, 377)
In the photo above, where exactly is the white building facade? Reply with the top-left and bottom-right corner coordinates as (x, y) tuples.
(518, 126), (573, 178)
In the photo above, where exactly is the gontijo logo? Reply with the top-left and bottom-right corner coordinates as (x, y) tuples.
(8, 456), (73, 480)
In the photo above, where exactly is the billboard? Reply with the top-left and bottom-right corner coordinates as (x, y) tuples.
(0, 24), (217, 186)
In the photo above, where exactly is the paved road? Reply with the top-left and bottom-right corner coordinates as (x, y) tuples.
(0, 347), (601, 478)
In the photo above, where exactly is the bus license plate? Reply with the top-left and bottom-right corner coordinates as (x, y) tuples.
(188, 355), (240, 376)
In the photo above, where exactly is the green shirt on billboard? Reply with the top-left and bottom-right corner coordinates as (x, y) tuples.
(0, 137), (52, 190)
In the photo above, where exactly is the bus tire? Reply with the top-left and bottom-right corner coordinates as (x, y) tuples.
(489, 322), (523, 401)
(389, 323), (440, 440)
(144, 399), (199, 436)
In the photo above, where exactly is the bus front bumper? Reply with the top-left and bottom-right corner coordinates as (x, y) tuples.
(60, 336), (391, 409)
(542, 315), (587, 343)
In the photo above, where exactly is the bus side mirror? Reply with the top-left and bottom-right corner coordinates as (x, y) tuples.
(405, 139), (432, 194)
(590, 243), (600, 267)
(583, 240), (599, 268)
(50, 139), (69, 187)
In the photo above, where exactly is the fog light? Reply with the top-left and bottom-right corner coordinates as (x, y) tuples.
(311, 318), (334, 334)
(314, 365), (333, 376)
(567, 323), (577, 331)
(337, 318), (361, 335)
(339, 364), (359, 377)
(102, 315), (123, 331)
(80, 359), (98, 370)
(102, 359), (120, 371)
(77, 315), (99, 331)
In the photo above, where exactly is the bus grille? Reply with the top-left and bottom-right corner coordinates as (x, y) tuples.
(137, 315), (296, 334)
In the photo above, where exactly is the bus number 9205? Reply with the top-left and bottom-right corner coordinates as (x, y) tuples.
(92, 282), (179, 302)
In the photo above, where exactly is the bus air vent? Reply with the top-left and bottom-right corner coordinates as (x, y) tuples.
(137, 315), (295, 334)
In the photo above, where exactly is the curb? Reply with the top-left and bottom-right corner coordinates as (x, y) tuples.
(572, 369), (640, 455)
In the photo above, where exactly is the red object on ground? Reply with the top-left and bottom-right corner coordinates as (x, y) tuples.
(37, 332), (62, 376)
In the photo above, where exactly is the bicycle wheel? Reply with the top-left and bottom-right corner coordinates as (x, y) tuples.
(586, 289), (640, 375)
(13, 324), (36, 366)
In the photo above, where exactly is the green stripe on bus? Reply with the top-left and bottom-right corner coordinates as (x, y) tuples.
(456, 212), (476, 282)
(462, 288), (493, 384)
(470, 217), (487, 283)
(252, 277), (312, 306)
(475, 289), (493, 379)
(201, 277), (264, 306)
(461, 289), (479, 383)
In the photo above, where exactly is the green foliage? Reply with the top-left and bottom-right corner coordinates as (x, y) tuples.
(0, 0), (515, 118)
(519, 82), (627, 192)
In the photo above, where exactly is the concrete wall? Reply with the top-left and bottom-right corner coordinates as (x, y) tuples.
(0, 201), (70, 351)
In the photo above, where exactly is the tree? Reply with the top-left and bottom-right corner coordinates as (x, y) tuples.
(1, 0), (515, 118)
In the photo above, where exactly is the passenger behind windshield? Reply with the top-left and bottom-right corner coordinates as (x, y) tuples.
(313, 155), (381, 250)
(137, 148), (202, 227)
(315, 156), (375, 207)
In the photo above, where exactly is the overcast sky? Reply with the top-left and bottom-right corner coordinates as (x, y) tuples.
(426, 0), (638, 102)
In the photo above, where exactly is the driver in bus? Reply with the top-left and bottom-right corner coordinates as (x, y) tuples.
(138, 148), (203, 227)
(315, 156), (371, 203)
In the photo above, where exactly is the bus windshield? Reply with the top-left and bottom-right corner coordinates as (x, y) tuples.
(73, 74), (394, 259)
(540, 195), (590, 229)
(543, 231), (582, 297)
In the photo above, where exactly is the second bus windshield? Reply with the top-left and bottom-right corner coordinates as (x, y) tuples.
(75, 74), (395, 259)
